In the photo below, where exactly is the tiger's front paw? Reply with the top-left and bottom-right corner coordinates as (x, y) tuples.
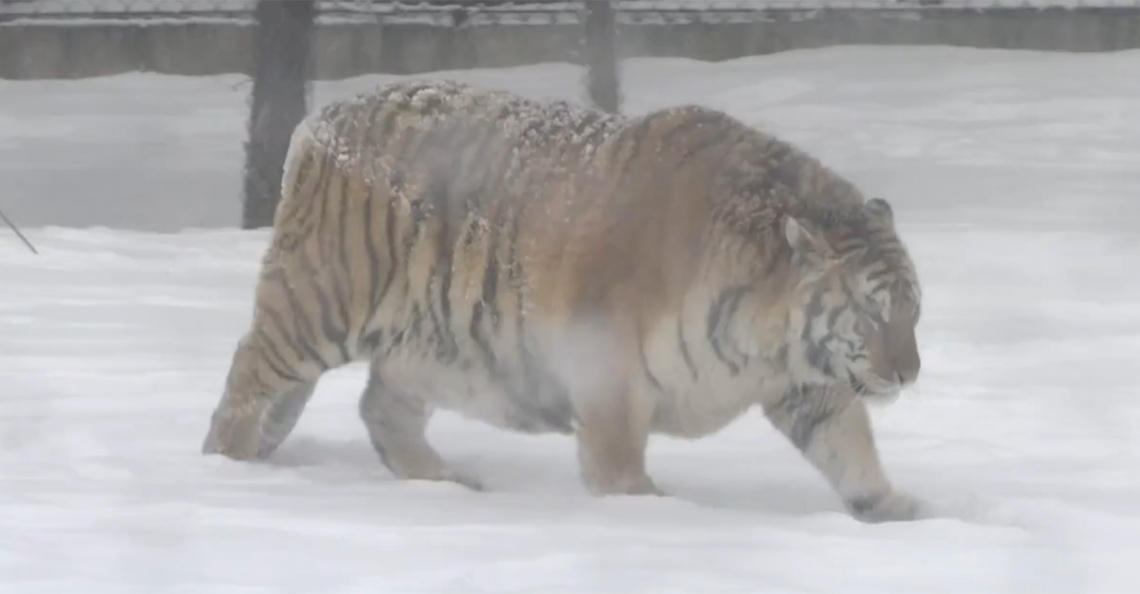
(584, 472), (668, 498)
(846, 491), (925, 524)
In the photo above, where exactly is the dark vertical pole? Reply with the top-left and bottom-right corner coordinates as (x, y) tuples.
(582, 0), (620, 114)
(242, 0), (316, 229)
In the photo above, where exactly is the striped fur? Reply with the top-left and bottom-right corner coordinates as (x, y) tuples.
(202, 80), (925, 523)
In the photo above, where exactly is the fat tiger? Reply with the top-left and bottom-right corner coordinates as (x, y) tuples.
(201, 80), (925, 523)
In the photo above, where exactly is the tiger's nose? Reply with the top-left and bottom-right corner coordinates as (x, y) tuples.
(895, 354), (920, 385)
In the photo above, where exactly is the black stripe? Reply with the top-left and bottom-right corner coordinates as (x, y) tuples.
(361, 328), (385, 353)
(800, 290), (825, 341)
(706, 286), (748, 375)
(767, 384), (835, 451)
(483, 247), (502, 334)
(826, 303), (845, 329)
(764, 239), (791, 273)
(805, 335), (832, 371)
(386, 329), (406, 356)
(309, 266), (351, 364)
(380, 183), (400, 308)
(286, 255), (336, 370)
(764, 142), (796, 181)
(252, 320), (296, 375)
(279, 148), (322, 248)
(774, 344), (789, 367)
(677, 319), (698, 381)
(516, 118), (547, 145)
(407, 304), (424, 343)
(310, 157), (350, 352)
(361, 185), (382, 315)
(311, 144), (338, 263)
(469, 301), (497, 374)
(461, 215), (481, 248)
(256, 295), (307, 366)
(838, 278), (859, 305)
(865, 263), (893, 284)
(426, 176), (458, 365)
(253, 325), (306, 383)
(289, 139), (316, 201)
(258, 271), (311, 358)
(639, 318), (665, 392)
(333, 156), (354, 338)
(506, 209), (527, 346)
(575, 109), (614, 152)
(400, 196), (425, 308)
(352, 100), (391, 332)
(801, 288), (833, 373)
(617, 118), (654, 181)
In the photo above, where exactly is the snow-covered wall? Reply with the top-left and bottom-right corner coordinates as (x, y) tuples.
(2, 2), (1140, 79)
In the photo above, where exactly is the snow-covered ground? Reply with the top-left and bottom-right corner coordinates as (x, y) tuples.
(2, 46), (1140, 592)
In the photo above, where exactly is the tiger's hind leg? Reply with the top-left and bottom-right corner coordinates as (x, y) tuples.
(202, 328), (331, 461)
(256, 380), (317, 459)
(357, 359), (482, 490)
(203, 114), (375, 461)
(202, 260), (356, 461)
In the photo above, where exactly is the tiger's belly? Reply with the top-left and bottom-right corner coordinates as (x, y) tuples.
(379, 349), (576, 435)
(646, 378), (759, 439)
(640, 318), (773, 440)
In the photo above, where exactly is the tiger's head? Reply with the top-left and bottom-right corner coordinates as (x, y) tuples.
(779, 198), (922, 402)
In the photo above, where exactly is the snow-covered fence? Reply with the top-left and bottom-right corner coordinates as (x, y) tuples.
(2, 0), (1139, 79)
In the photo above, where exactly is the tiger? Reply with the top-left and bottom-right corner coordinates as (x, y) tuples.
(201, 80), (925, 524)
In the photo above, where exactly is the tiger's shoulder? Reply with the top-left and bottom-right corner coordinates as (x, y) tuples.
(538, 102), (877, 321)
(595, 102), (866, 212)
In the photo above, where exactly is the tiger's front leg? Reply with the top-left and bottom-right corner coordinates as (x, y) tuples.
(762, 383), (924, 523)
(555, 315), (665, 497)
(573, 382), (664, 497)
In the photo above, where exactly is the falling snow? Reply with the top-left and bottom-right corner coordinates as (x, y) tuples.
(2, 45), (1140, 592)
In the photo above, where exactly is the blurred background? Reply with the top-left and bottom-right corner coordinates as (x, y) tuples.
(5, 0), (1138, 81)
(1, 0), (1138, 231)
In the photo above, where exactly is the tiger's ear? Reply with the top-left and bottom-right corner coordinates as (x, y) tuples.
(865, 197), (894, 225)
(783, 216), (831, 258)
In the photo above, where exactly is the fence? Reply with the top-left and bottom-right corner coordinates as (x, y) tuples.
(2, 0), (1140, 79)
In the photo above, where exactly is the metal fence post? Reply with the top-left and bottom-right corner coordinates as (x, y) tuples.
(241, 0), (316, 230)
(583, 0), (621, 114)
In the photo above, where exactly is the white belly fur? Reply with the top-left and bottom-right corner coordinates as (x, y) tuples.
(373, 300), (772, 440)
